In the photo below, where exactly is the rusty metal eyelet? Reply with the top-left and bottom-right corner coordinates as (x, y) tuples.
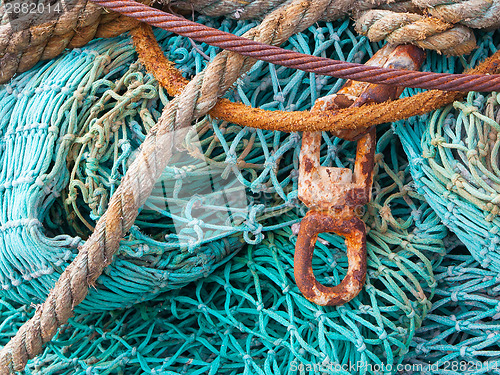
(294, 210), (367, 306)
(295, 44), (426, 306)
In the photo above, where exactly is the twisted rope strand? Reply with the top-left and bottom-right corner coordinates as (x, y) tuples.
(413, 0), (500, 29)
(0, 0), (150, 84)
(1, 0), (498, 84)
(355, 10), (477, 55)
(165, 0), (406, 20)
(92, 0), (500, 92)
(0, 0), (337, 372)
(0, 0), (403, 84)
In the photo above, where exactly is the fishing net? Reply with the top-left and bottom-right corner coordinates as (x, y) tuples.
(0, 17), (284, 312)
(389, 29), (500, 373)
(0, 8), (498, 375)
(394, 29), (500, 273)
(0, 15), (394, 313)
(405, 245), (500, 374)
(0, 123), (448, 373)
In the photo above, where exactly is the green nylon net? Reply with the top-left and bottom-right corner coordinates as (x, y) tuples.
(389, 29), (500, 374)
(405, 245), (500, 374)
(396, 88), (500, 273)
(0, 16), (381, 312)
(0, 11), (498, 375)
(394, 29), (500, 274)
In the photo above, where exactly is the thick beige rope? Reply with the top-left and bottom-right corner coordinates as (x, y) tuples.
(413, 0), (500, 29)
(355, 0), (500, 55)
(0, 0), (400, 84)
(0, 0), (342, 372)
(166, 0), (403, 20)
(1, 0), (498, 84)
(355, 10), (477, 55)
(0, 0), (152, 84)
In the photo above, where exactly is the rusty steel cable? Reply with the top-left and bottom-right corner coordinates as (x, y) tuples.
(131, 24), (500, 136)
(90, 0), (500, 92)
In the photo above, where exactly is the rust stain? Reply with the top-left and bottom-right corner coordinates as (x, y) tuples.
(332, 94), (355, 109)
(303, 158), (314, 174)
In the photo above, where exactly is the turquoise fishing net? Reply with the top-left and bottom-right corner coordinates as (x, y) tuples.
(405, 245), (500, 374)
(0, 124), (448, 373)
(0, 10), (497, 375)
(0, 18), (270, 312)
(0, 16), (380, 312)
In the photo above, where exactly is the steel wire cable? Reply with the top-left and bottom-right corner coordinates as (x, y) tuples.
(91, 0), (500, 92)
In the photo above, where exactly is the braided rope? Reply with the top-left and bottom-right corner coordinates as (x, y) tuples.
(0, 0), (339, 372)
(0, 0), (150, 84)
(413, 0), (500, 29)
(0, 0), (403, 84)
(355, 10), (477, 55)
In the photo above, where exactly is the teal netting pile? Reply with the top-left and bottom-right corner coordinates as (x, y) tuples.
(405, 245), (500, 374)
(0, 10), (498, 375)
(390, 30), (500, 373)
(0, 18), (283, 312)
(0, 33), (247, 312)
(0, 16), (388, 313)
(394, 30), (500, 273)
(0, 123), (448, 374)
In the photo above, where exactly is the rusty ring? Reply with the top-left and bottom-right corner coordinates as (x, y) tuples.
(294, 210), (367, 306)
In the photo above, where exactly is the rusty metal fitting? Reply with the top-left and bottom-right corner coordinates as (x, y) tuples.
(299, 128), (376, 212)
(294, 210), (366, 306)
(294, 44), (426, 306)
(318, 43), (427, 141)
(295, 127), (375, 307)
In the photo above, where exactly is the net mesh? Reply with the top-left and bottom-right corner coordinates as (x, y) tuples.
(0, 126), (448, 372)
(394, 31), (500, 273)
(397, 91), (500, 274)
(391, 28), (500, 374)
(0, 10), (498, 375)
(0, 16), (380, 312)
(405, 245), (500, 374)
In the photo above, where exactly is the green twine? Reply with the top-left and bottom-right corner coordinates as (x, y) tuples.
(406, 246), (500, 374)
(0, 15), (380, 312)
(394, 29), (500, 273)
(2, 11), (499, 375)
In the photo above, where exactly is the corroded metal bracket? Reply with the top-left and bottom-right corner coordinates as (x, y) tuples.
(295, 44), (426, 306)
